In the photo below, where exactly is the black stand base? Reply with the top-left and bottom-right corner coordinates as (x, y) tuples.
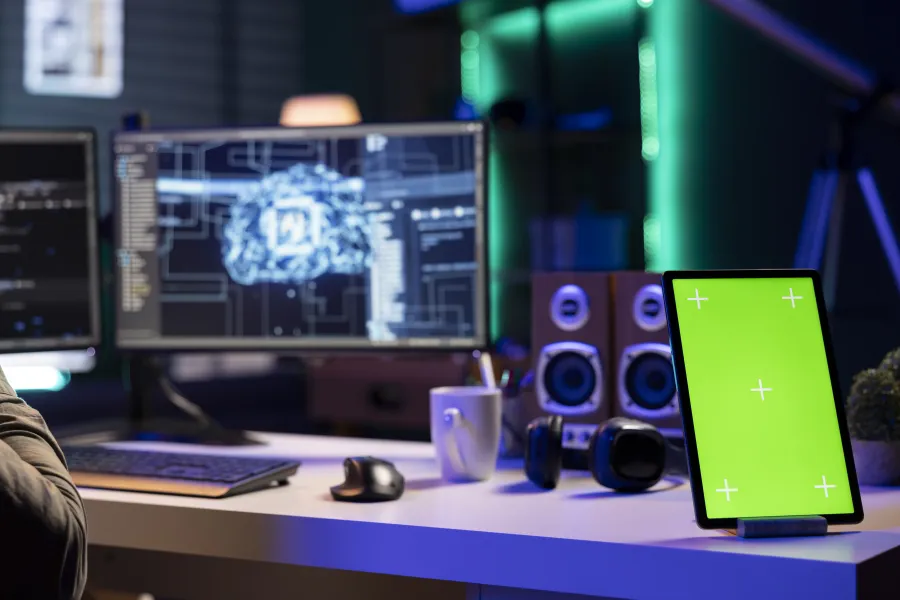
(57, 418), (263, 447)
(736, 516), (828, 538)
(59, 354), (265, 447)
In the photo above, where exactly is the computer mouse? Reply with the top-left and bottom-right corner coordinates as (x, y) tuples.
(330, 456), (405, 502)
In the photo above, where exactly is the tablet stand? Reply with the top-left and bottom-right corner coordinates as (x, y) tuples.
(735, 516), (828, 539)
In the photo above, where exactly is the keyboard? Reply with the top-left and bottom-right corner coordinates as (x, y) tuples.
(63, 446), (300, 498)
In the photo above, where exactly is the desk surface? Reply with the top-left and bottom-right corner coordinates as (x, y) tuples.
(81, 433), (900, 600)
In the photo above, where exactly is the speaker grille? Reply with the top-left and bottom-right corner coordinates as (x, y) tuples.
(624, 351), (676, 411)
(543, 351), (597, 407)
(536, 341), (603, 416)
(617, 342), (679, 420)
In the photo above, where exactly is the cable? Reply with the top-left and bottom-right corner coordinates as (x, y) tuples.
(147, 358), (221, 431)
(157, 374), (214, 428)
(502, 415), (526, 446)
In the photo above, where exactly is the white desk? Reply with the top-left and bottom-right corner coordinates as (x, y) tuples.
(82, 433), (900, 600)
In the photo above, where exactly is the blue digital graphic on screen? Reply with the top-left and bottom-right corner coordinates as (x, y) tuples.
(222, 163), (372, 285)
(143, 132), (480, 343)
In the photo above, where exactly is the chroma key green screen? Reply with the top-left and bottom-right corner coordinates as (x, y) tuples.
(672, 276), (854, 519)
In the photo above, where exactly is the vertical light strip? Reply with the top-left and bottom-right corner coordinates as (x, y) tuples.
(638, 37), (659, 162)
(460, 30), (481, 106)
(647, 0), (690, 270)
(638, 35), (661, 267)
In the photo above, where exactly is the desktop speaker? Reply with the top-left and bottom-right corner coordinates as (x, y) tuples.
(307, 356), (469, 430)
(530, 273), (612, 451)
(611, 271), (681, 429)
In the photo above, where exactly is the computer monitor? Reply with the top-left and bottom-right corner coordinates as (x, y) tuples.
(113, 121), (488, 351)
(0, 130), (100, 353)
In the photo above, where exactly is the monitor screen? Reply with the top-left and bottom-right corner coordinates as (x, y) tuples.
(113, 122), (487, 350)
(0, 130), (100, 352)
(669, 275), (855, 520)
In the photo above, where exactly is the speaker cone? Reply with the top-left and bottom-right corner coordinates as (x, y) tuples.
(625, 352), (676, 410)
(618, 342), (679, 418)
(536, 341), (603, 416)
(544, 351), (597, 407)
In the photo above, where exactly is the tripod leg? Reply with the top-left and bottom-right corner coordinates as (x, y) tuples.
(821, 172), (851, 311)
(794, 171), (826, 268)
(800, 171), (841, 271)
(857, 169), (900, 297)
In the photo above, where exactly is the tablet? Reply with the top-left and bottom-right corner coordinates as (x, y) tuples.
(662, 269), (863, 529)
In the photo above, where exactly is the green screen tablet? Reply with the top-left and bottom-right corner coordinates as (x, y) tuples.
(662, 270), (863, 529)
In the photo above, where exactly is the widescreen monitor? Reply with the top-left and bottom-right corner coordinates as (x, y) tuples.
(0, 129), (100, 352)
(113, 121), (487, 350)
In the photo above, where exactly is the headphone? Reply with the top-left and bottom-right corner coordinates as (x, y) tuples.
(524, 416), (689, 492)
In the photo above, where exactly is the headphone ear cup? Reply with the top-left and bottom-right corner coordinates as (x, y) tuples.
(587, 422), (608, 487)
(524, 415), (564, 489)
(589, 418), (665, 492)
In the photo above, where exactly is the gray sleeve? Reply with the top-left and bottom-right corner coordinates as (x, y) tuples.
(0, 367), (87, 600)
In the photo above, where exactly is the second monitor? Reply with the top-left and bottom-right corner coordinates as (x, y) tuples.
(114, 121), (487, 351)
(0, 129), (100, 353)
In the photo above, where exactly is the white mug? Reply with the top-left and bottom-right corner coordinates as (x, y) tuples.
(430, 386), (502, 482)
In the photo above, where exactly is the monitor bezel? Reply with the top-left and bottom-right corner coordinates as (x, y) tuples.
(662, 268), (864, 530)
(0, 128), (102, 354)
(112, 120), (490, 353)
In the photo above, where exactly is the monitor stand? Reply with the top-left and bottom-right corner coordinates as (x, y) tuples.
(60, 356), (263, 447)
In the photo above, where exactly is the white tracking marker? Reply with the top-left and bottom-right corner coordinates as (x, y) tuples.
(751, 379), (772, 401)
(687, 288), (708, 309)
(782, 287), (803, 308)
(815, 475), (836, 498)
(716, 479), (738, 502)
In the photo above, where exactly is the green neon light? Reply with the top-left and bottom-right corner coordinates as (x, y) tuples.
(643, 214), (660, 266)
(546, 0), (636, 32)
(461, 10), (539, 340)
(638, 37), (659, 162)
(460, 30), (480, 103)
(476, 10), (539, 114)
(489, 7), (540, 40)
(647, 0), (689, 270)
(461, 30), (479, 49)
(462, 0), (646, 338)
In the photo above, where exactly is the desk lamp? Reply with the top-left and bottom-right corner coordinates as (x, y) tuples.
(280, 94), (362, 127)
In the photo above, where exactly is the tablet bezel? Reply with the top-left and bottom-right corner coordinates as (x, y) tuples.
(662, 269), (864, 529)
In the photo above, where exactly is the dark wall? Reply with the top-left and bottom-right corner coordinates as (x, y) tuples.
(0, 0), (305, 214)
(302, 0), (462, 122)
(686, 0), (900, 386)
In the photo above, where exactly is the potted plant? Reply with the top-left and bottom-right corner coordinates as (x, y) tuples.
(846, 350), (900, 485)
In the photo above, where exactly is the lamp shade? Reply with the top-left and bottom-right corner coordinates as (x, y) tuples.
(280, 94), (362, 127)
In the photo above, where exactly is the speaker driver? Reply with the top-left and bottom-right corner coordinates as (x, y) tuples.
(550, 285), (590, 332)
(618, 343), (679, 417)
(537, 341), (603, 416)
(633, 284), (666, 332)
